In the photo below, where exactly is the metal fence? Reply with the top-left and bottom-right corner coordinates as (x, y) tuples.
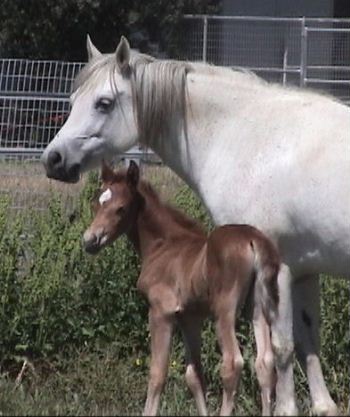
(179, 15), (350, 102)
(0, 60), (80, 210)
(0, 60), (158, 210)
(0, 59), (83, 150)
(1, 15), (350, 210)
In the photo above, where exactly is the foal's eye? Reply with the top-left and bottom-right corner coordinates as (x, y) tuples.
(95, 97), (115, 113)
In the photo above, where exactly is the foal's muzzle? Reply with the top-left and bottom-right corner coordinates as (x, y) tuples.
(83, 229), (108, 254)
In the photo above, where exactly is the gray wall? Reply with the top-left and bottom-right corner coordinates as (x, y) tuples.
(223, 0), (335, 18)
(218, 0), (347, 89)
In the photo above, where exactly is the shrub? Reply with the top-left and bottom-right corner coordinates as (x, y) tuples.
(0, 196), (26, 363)
(0, 173), (348, 414)
(0, 172), (147, 363)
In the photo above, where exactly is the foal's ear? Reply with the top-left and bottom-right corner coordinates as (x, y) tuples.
(101, 160), (115, 184)
(86, 34), (102, 61)
(116, 36), (130, 74)
(127, 160), (139, 190)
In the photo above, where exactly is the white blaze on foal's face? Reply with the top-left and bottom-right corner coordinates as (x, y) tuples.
(99, 188), (112, 206)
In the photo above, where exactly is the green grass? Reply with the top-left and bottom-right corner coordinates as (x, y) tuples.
(0, 300), (348, 417)
(0, 166), (348, 416)
(0, 342), (258, 416)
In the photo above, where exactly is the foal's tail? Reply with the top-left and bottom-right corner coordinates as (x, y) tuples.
(251, 239), (280, 324)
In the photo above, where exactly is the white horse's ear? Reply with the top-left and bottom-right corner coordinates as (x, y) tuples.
(116, 36), (130, 74)
(86, 34), (102, 61)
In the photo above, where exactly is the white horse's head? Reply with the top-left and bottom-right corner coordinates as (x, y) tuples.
(41, 36), (138, 182)
(42, 35), (190, 183)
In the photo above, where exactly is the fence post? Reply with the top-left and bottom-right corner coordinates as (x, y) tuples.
(283, 46), (288, 85)
(202, 16), (208, 63)
(300, 17), (307, 87)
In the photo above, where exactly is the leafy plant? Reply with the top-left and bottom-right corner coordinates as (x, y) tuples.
(0, 0), (221, 60)
(0, 173), (348, 415)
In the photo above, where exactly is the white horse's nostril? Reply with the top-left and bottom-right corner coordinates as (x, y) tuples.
(48, 150), (62, 168)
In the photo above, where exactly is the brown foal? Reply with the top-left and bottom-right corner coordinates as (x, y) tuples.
(83, 161), (280, 416)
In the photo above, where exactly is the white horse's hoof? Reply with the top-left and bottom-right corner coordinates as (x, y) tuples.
(312, 400), (338, 416)
(274, 400), (298, 416)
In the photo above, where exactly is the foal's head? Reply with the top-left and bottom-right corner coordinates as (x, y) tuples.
(83, 160), (141, 254)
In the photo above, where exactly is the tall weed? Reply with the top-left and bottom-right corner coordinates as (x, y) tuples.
(0, 175), (348, 414)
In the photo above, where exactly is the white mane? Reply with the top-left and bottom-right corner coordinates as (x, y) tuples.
(73, 50), (339, 149)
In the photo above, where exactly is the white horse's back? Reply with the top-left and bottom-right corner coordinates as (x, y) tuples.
(187, 77), (350, 276)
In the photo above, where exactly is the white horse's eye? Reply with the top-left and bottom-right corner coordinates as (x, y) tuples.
(95, 97), (115, 113)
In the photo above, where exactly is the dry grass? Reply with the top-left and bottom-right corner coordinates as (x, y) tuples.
(0, 159), (185, 211)
(0, 159), (83, 210)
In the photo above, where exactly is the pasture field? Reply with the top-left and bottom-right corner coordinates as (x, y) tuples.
(0, 158), (84, 212)
(0, 159), (182, 211)
(0, 163), (348, 415)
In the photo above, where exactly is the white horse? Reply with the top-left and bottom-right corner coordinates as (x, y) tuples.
(41, 36), (349, 416)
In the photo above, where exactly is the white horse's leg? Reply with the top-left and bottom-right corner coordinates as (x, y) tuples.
(292, 275), (338, 416)
(271, 263), (298, 416)
(253, 303), (276, 416)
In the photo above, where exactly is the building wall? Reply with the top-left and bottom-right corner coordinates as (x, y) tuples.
(223, 0), (335, 18)
(218, 0), (349, 92)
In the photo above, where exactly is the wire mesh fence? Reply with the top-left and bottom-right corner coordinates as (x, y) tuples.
(0, 60), (82, 211)
(0, 59), (83, 151)
(305, 25), (350, 101)
(0, 96), (70, 149)
(0, 59), (84, 96)
(178, 15), (350, 96)
(1, 16), (349, 211)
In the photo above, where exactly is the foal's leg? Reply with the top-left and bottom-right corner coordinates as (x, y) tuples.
(178, 313), (208, 416)
(293, 275), (338, 416)
(143, 307), (174, 416)
(253, 303), (276, 416)
(215, 309), (244, 416)
(270, 263), (298, 416)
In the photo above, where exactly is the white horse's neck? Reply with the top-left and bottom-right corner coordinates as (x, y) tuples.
(146, 65), (350, 277)
(147, 68), (265, 200)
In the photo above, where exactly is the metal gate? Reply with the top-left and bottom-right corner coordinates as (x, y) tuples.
(179, 15), (350, 103)
(302, 23), (350, 103)
(1, 16), (349, 210)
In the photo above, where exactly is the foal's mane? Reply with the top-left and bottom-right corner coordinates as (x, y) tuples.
(138, 179), (206, 237)
(103, 168), (205, 237)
